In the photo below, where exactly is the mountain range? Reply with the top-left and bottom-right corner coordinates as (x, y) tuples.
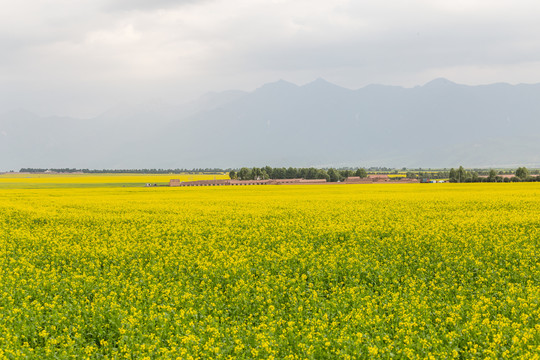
(2, 78), (540, 171)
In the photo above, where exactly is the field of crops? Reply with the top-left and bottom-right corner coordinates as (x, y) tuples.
(0, 173), (228, 188)
(1, 177), (540, 359)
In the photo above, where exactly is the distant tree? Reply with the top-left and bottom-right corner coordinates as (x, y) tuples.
(306, 167), (318, 179)
(317, 169), (329, 181)
(251, 167), (262, 180)
(487, 169), (497, 182)
(488, 169), (497, 182)
(355, 168), (367, 178)
(238, 167), (251, 180)
(457, 166), (466, 183)
(406, 171), (417, 179)
(327, 168), (340, 182)
(516, 167), (530, 180)
(286, 167), (298, 179)
(271, 167), (284, 179)
(449, 168), (457, 183)
(339, 170), (353, 179)
(263, 166), (274, 179)
(229, 170), (237, 180)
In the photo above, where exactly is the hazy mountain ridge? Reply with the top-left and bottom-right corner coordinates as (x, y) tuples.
(2, 79), (540, 170)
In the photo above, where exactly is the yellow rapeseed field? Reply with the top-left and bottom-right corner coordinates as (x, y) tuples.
(1, 177), (540, 359)
(0, 173), (228, 187)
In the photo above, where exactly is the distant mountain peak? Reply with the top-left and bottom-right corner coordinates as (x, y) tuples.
(302, 78), (350, 93)
(423, 78), (457, 88)
(261, 79), (298, 88)
(254, 79), (299, 94)
(310, 77), (332, 85)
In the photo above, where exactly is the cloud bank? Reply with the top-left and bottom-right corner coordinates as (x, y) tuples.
(1, 0), (540, 117)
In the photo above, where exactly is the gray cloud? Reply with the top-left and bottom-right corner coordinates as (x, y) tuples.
(103, 0), (209, 12)
(2, 0), (540, 117)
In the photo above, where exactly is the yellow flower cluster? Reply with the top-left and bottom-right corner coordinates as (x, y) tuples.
(1, 179), (540, 358)
(0, 173), (228, 188)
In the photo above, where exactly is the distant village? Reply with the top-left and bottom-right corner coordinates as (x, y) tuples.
(170, 175), (421, 187)
(169, 165), (540, 187)
(11, 166), (540, 187)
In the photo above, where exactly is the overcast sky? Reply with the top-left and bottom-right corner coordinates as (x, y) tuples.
(2, 0), (540, 117)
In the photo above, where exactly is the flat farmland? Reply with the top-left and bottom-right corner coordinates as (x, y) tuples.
(1, 181), (540, 359)
(0, 173), (229, 189)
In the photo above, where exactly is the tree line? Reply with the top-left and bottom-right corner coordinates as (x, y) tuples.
(448, 166), (540, 183)
(229, 167), (368, 182)
(17, 166), (540, 183)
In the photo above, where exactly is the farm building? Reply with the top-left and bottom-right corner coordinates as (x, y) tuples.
(368, 174), (390, 182)
(169, 178), (328, 187)
(344, 176), (372, 184)
(169, 175), (419, 187)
